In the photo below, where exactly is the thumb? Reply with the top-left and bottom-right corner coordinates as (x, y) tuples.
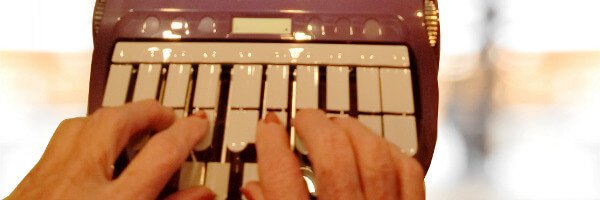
(165, 186), (216, 200)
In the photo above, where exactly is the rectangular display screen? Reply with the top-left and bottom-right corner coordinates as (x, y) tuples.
(232, 18), (292, 34)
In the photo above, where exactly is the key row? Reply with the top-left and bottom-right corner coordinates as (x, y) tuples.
(103, 64), (415, 114)
(102, 64), (418, 155)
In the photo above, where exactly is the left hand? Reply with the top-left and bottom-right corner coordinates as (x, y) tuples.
(7, 100), (215, 200)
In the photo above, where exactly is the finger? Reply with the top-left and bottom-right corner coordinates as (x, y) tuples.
(241, 181), (265, 200)
(331, 117), (399, 200)
(165, 186), (216, 200)
(113, 112), (209, 199)
(82, 100), (175, 163)
(255, 113), (308, 200)
(293, 109), (363, 199)
(388, 143), (425, 200)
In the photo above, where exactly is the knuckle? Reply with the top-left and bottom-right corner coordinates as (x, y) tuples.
(93, 107), (122, 120)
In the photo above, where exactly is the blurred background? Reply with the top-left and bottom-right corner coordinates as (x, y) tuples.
(1, 0), (599, 199)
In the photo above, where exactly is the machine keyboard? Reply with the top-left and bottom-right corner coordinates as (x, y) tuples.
(104, 42), (417, 199)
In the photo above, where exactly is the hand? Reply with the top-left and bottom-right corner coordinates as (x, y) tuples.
(7, 100), (215, 200)
(243, 110), (425, 200)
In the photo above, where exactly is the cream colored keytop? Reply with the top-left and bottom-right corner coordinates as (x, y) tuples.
(229, 65), (263, 108)
(163, 64), (192, 107)
(295, 66), (319, 109)
(357, 67), (382, 112)
(193, 64), (221, 108)
(383, 115), (418, 156)
(358, 115), (383, 136)
(295, 134), (309, 155)
(264, 65), (289, 109)
(103, 64), (132, 107)
(205, 162), (231, 200)
(380, 68), (414, 113)
(224, 110), (259, 153)
(194, 110), (217, 151)
(132, 64), (161, 102)
(242, 163), (259, 185)
(179, 161), (205, 190)
(326, 66), (350, 111)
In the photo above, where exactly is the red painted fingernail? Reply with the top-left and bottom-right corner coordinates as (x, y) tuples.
(240, 188), (254, 200)
(192, 110), (207, 119)
(264, 112), (281, 124)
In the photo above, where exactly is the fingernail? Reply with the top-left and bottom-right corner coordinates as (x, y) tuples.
(192, 110), (207, 119)
(264, 112), (281, 124)
(240, 188), (254, 200)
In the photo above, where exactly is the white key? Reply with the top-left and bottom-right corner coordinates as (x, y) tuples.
(326, 66), (350, 111)
(275, 112), (287, 127)
(103, 64), (132, 107)
(380, 68), (414, 113)
(194, 110), (217, 151)
(179, 161), (205, 190)
(224, 110), (259, 152)
(383, 115), (418, 156)
(357, 67), (382, 112)
(193, 64), (221, 108)
(205, 162), (231, 200)
(295, 134), (308, 155)
(174, 109), (186, 119)
(358, 115), (383, 136)
(132, 64), (161, 102)
(264, 65), (289, 109)
(163, 64), (192, 107)
(243, 163), (259, 185)
(295, 66), (319, 109)
(229, 65), (263, 108)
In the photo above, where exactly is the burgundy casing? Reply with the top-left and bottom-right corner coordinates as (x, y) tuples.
(89, 0), (439, 173)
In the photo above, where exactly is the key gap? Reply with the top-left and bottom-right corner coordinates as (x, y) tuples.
(124, 64), (139, 103)
(227, 152), (243, 200)
(211, 64), (233, 162)
(349, 66), (358, 118)
(157, 64), (170, 104)
(186, 65), (199, 116)
(318, 65), (327, 110)
(380, 112), (415, 116)
(377, 66), (385, 137)
(266, 108), (286, 112)
(258, 64), (267, 120)
(286, 65), (296, 135)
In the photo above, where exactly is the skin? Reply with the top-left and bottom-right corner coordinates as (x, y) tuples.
(7, 100), (425, 200)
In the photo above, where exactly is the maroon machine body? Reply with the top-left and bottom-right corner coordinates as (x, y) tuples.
(89, 0), (440, 193)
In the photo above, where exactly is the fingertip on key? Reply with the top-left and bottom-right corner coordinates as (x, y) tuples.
(191, 110), (208, 119)
(264, 112), (281, 125)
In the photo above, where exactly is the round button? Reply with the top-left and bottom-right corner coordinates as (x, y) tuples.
(171, 17), (188, 30)
(141, 17), (160, 34)
(334, 18), (351, 35)
(198, 17), (217, 34)
(363, 19), (382, 38)
(307, 18), (324, 36)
